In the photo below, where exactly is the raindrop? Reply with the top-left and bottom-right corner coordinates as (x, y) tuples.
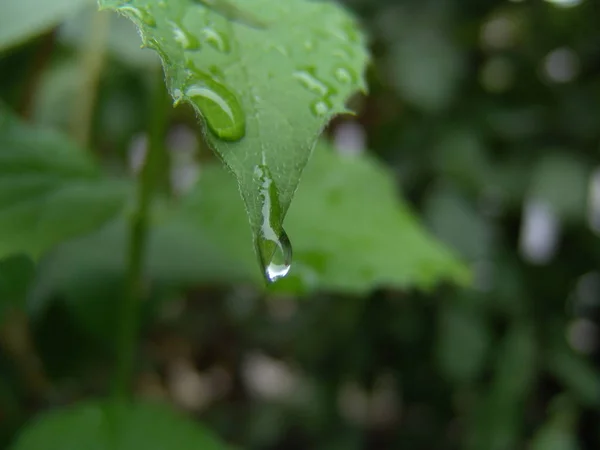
(202, 28), (231, 53)
(334, 67), (355, 84)
(311, 99), (333, 117)
(170, 22), (200, 50)
(293, 68), (331, 97)
(254, 162), (292, 283)
(182, 70), (245, 141)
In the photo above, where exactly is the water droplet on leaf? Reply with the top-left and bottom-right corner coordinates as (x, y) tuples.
(170, 22), (200, 50)
(334, 67), (355, 84)
(202, 28), (231, 52)
(311, 99), (332, 117)
(293, 68), (333, 97)
(183, 71), (245, 141)
(254, 162), (292, 283)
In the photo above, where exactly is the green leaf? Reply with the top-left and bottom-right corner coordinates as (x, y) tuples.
(10, 401), (229, 450)
(97, 0), (369, 281)
(0, 0), (93, 51)
(0, 106), (129, 261)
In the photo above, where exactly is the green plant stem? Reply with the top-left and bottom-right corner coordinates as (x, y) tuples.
(70, 11), (109, 148)
(112, 71), (169, 400)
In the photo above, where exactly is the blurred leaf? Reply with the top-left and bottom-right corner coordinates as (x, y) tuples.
(0, 106), (129, 261)
(10, 400), (229, 449)
(546, 339), (600, 407)
(99, 0), (369, 280)
(0, 0), (93, 52)
(0, 255), (35, 324)
(469, 323), (537, 450)
(436, 301), (491, 383)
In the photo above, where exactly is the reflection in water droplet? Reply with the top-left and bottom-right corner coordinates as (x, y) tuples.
(311, 99), (332, 117)
(254, 162), (292, 283)
(170, 21), (200, 50)
(183, 71), (245, 141)
(116, 5), (156, 27)
(202, 28), (230, 52)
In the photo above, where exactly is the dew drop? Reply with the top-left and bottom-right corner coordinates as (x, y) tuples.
(293, 67), (332, 97)
(254, 162), (292, 283)
(334, 67), (355, 84)
(170, 21), (200, 50)
(182, 71), (245, 141)
(116, 5), (156, 27)
(311, 99), (333, 117)
(202, 28), (231, 53)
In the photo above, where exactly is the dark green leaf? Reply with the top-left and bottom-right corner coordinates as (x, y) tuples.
(10, 401), (229, 450)
(0, 106), (129, 261)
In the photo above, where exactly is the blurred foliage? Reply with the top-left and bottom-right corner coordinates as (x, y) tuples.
(0, 0), (600, 449)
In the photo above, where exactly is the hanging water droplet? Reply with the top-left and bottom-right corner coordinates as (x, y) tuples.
(170, 21), (200, 50)
(116, 4), (156, 27)
(311, 99), (333, 117)
(334, 67), (355, 84)
(183, 70), (246, 141)
(254, 162), (292, 283)
(293, 67), (333, 97)
(202, 28), (231, 53)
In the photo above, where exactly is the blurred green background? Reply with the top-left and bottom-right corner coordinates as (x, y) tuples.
(0, 0), (599, 449)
